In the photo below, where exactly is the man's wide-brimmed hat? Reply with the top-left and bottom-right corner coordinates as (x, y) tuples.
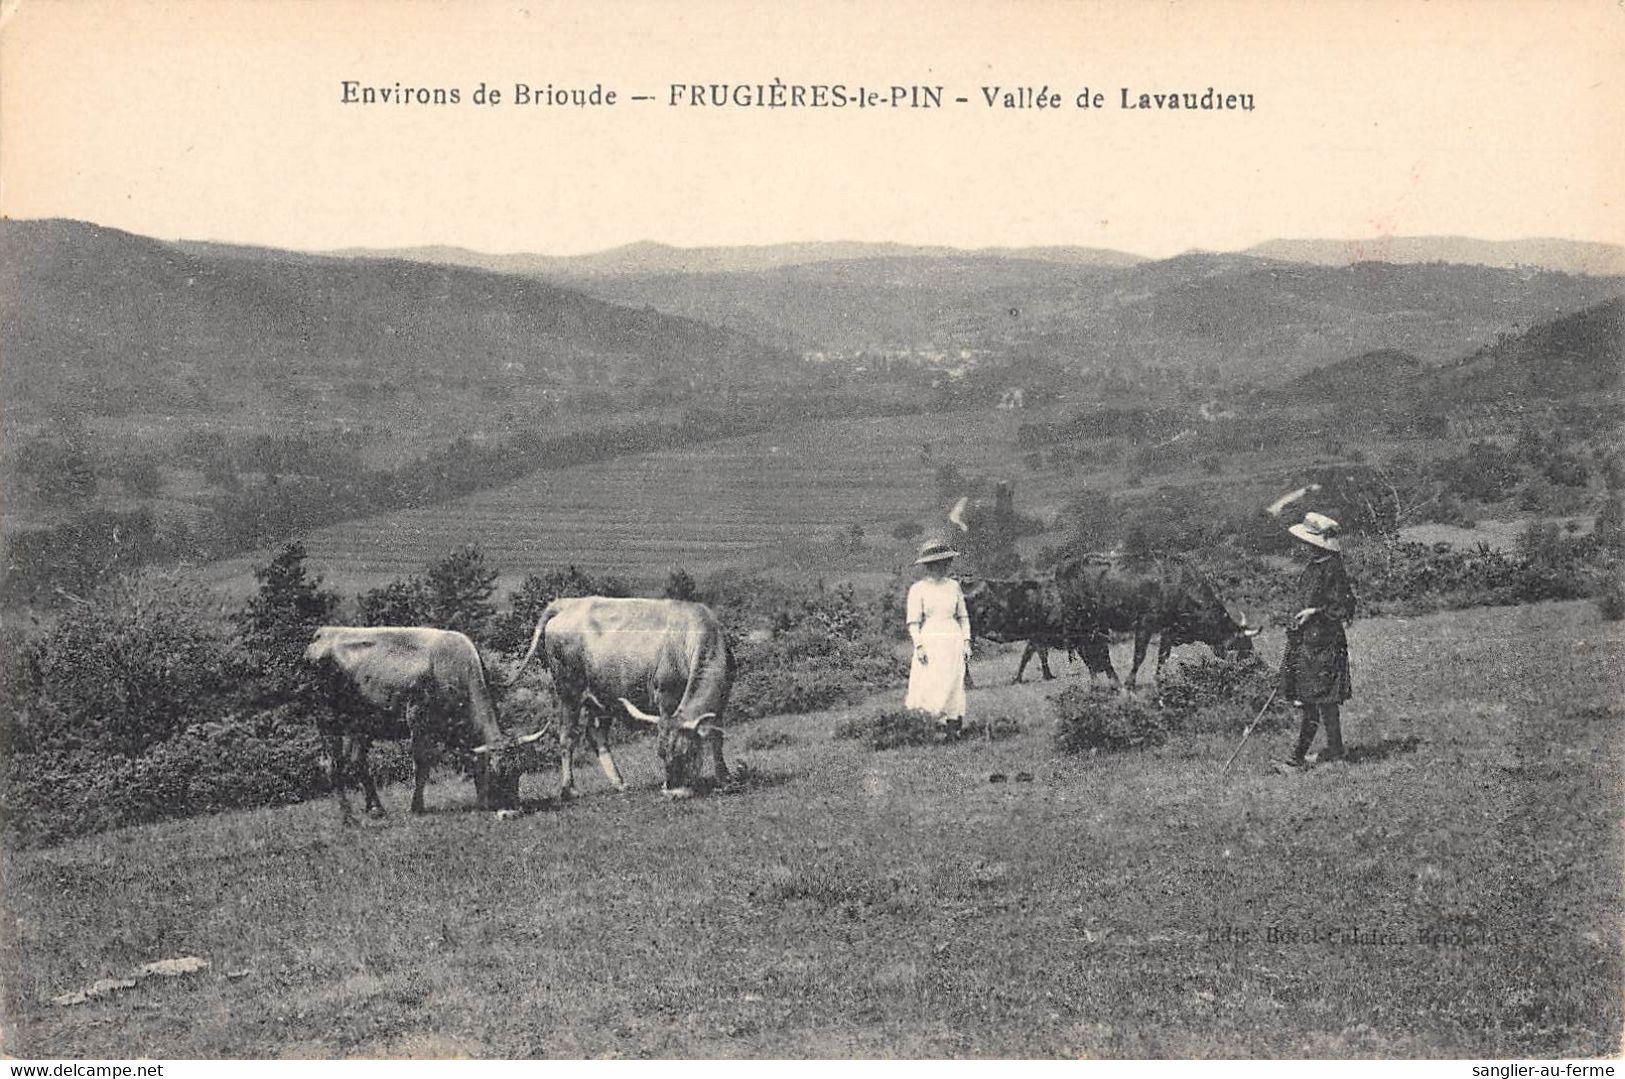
(914, 540), (960, 565)
(1288, 511), (1342, 552)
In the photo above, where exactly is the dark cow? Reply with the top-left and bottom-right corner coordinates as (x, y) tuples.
(962, 576), (1118, 685)
(1052, 559), (1261, 689)
(509, 596), (734, 799)
(304, 626), (531, 821)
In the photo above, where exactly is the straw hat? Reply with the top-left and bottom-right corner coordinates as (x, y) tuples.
(1288, 511), (1342, 553)
(914, 540), (960, 565)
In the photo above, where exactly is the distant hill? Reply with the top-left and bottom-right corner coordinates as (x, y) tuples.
(1, 219), (794, 420)
(1430, 296), (1624, 405)
(324, 240), (1147, 277)
(1246, 236), (1625, 277)
(1282, 349), (1427, 408)
(562, 250), (1624, 381)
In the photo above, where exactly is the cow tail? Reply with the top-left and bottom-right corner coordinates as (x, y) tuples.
(503, 602), (558, 688)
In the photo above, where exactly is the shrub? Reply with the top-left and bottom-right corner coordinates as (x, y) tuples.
(16, 573), (241, 759)
(702, 571), (906, 719)
(1154, 654), (1289, 735)
(1433, 441), (1522, 504)
(961, 710), (1024, 741)
(1594, 573), (1625, 622)
(663, 565), (700, 601)
(833, 707), (944, 750)
(1051, 686), (1168, 754)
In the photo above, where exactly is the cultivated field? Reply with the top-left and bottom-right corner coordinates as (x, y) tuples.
(199, 404), (1361, 599)
(4, 600), (1619, 1058)
(199, 410), (1097, 596)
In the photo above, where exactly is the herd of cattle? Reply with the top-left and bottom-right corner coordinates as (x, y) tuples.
(302, 559), (1260, 819)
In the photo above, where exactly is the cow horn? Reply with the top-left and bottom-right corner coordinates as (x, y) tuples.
(516, 728), (549, 745)
(472, 742), (492, 755)
(618, 698), (662, 726)
(680, 711), (719, 732)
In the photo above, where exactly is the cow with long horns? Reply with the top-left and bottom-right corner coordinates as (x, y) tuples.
(1052, 558), (1262, 689)
(962, 575), (1119, 685)
(508, 596), (734, 799)
(304, 626), (536, 821)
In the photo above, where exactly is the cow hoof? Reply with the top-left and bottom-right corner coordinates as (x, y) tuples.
(369, 807), (388, 819)
(558, 786), (579, 802)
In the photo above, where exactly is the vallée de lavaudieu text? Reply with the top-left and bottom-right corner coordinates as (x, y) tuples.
(339, 80), (1258, 112)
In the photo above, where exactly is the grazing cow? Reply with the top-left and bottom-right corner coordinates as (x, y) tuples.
(962, 576), (1118, 685)
(509, 597), (734, 799)
(304, 626), (528, 821)
(1052, 559), (1261, 689)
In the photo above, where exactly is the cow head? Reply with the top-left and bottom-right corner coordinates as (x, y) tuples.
(470, 726), (549, 810)
(1211, 604), (1263, 659)
(619, 698), (721, 797)
(471, 750), (522, 811)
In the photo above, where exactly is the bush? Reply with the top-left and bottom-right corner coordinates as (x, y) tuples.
(15, 573), (241, 759)
(961, 710), (1024, 741)
(701, 571), (906, 719)
(663, 565), (700, 601)
(1154, 654), (1289, 735)
(1433, 441), (1523, 504)
(833, 707), (945, 750)
(1051, 686), (1168, 753)
(1594, 573), (1625, 622)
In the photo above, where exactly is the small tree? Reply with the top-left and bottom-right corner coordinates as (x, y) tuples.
(357, 576), (435, 628)
(237, 542), (339, 702)
(423, 544), (499, 640)
(664, 565), (700, 601)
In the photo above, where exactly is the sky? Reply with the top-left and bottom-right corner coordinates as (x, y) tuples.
(2, 0), (1622, 258)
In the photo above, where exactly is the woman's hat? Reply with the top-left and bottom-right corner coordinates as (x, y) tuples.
(914, 540), (960, 565)
(1288, 512), (1342, 552)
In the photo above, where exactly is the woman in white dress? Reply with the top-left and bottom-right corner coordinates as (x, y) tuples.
(905, 540), (972, 739)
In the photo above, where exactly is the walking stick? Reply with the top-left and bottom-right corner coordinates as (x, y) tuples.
(1219, 688), (1279, 778)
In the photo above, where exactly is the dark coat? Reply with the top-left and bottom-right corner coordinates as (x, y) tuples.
(1279, 553), (1356, 704)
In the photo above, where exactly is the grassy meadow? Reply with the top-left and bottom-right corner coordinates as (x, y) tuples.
(3, 599), (1619, 1058)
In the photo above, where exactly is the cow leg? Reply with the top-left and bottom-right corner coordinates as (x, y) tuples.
(410, 726), (433, 815)
(586, 710), (627, 792)
(707, 728), (731, 787)
(558, 697), (583, 801)
(328, 733), (358, 825)
(1126, 632), (1151, 692)
(1153, 636), (1176, 683)
(1013, 643), (1035, 684)
(355, 737), (385, 816)
(1085, 634), (1122, 688)
(1039, 646), (1056, 680)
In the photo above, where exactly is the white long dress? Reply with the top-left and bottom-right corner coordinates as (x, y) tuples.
(904, 576), (971, 720)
